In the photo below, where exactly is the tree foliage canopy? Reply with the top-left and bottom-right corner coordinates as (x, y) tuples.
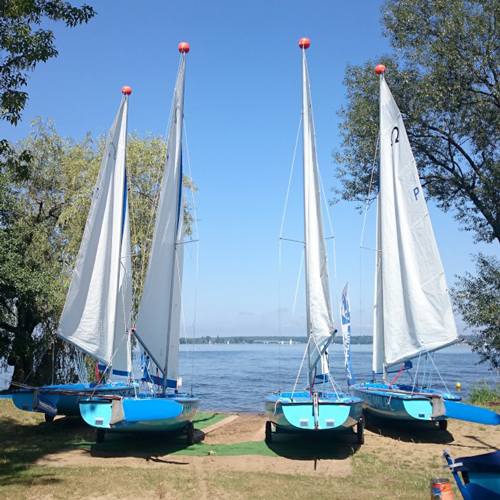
(335, 0), (500, 245)
(0, 119), (196, 384)
(453, 255), (500, 369)
(0, 0), (95, 125)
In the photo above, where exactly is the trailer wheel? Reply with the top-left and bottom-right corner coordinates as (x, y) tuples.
(265, 420), (272, 444)
(96, 428), (106, 443)
(187, 421), (195, 445)
(357, 417), (365, 445)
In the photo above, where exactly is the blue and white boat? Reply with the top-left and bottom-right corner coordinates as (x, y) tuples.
(348, 65), (500, 428)
(80, 42), (199, 444)
(11, 87), (138, 421)
(445, 449), (500, 500)
(264, 38), (363, 443)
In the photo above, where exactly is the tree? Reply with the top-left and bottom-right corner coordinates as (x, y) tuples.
(335, 0), (500, 245)
(453, 255), (500, 369)
(335, 0), (500, 370)
(1, 119), (197, 385)
(0, 0), (95, 125)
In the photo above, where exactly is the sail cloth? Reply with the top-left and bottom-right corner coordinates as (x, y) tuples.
(373, 75), (458, 374)
(301, 49), (335, 383)
(135, 55), (186, 389)
(59, 96), (132, 374)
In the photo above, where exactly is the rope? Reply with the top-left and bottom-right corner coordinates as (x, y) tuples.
(183, 118), (200, 396)
(277, 113), (302, 392)
(292, 337), (310, 399)
(359, 134), (380, 249)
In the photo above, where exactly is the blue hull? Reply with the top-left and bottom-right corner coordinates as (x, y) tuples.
(11, 383), (137, 418)
(79, 394), (199, 433)
(352, 383), (458, 422)
(445, 450), (500, 500)
(265, 391), (363, 433)
(353, 383), (500, 425)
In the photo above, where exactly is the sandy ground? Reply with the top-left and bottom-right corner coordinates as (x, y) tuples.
(35, 412), (500, 477)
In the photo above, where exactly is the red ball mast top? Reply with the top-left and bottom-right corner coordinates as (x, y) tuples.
(375, 64), (386, 75)
(178, 42), (190, 54)
(299, 37), (310, 49)
(121, 86), (132, 95)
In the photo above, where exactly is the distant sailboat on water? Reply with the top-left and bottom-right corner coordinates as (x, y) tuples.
(11, 86), (138, 420)
(264, 38), (364, 443)
(346, 65), (500, 427)
(79, 42), (200, 443)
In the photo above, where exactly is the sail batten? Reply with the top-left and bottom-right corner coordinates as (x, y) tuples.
(301, 50), (335, 384)
(373, 74), (458, 373)
(135, 55), (186, 387)
(58, 96), (132, 372)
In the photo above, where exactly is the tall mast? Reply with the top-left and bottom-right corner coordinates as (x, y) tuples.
(135, 42), (189, 394)
(299, 37), (335, 389)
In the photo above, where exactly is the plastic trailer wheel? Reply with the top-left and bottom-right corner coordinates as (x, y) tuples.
(44, 414), (55, 423)
(357, 417), (365, 445)
(265, 420), (272, 444)
(96, 428), (106, 443)
(439, 419), (448, 431)
(187, 421), (195, 445)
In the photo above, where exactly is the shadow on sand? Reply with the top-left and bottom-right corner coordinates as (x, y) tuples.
(265, 428), (361, 462)
(363, 412), (454, 444)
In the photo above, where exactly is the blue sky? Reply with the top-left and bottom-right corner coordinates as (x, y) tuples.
(3, 1), (496, 337)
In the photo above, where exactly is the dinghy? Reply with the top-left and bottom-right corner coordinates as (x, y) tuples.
(264, 38), (363, 443)
(11, 86), (138, 421)
(347, 65), (500, 428)
(444, 449), (500, 499)
(79, 42), (200, 443)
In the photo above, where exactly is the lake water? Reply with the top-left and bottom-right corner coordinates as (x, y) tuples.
(178, 343), (500, 412)
(2, 344), (498, 412)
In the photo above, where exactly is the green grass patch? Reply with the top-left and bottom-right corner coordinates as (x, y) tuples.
(468, 379), (500, 406)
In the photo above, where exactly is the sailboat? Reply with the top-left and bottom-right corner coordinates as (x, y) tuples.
(79, 42), (200, 443)
(347, 65), (500, 427)
(264, 38), (364, 443)
(11, 86), (138, 421)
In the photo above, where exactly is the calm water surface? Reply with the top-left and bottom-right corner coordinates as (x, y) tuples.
(178, 343), (500, 412)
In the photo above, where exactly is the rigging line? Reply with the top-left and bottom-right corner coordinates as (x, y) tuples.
(183, 118), (199, 395)
(278, 238), (282, 391)
(411, 349), (423, 395)
(310, 333), (340, 398)
(292, 336), (311, 399)
(359, 134), (380, 248)
(279, 113), (303, 238)
(291, 248), (305, 319)
(318, 169), (337, 283)
(424, 348), (452, 394)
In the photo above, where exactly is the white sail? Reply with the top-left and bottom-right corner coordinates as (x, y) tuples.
(135, 56), (186, 389)
(373, 75), (458, 374)
(59, 96), (132, 372)
(301, 49), (335, 383)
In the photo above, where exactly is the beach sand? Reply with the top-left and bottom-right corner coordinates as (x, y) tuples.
(34, 411), (500, 477)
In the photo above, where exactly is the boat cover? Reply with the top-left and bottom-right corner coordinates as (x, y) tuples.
(454, 450), (500, 473)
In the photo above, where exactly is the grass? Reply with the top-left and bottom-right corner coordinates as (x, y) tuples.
(0, 399), (477, 499)
(468, 379), (500, 406)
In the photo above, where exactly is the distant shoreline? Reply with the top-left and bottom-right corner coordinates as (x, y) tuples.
(180, 335), (475, 345)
